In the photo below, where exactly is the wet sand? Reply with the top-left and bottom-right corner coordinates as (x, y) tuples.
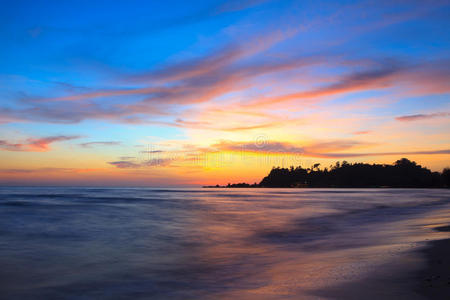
(415, 226), (450, 299)
(309, 225), (450, 300)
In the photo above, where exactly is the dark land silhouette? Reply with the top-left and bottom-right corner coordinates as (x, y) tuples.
(205, 158), (450, 188)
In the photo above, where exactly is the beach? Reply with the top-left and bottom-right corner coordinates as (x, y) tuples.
(311, 227), (450, 300)
(0, 187), (449, 299)
(415, 226), (450, 299)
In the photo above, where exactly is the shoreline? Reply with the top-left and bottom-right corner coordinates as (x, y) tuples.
(415, 226), (450, 299)
(309, 225), (450, 299)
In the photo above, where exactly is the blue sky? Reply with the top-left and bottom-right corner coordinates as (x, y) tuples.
(0, 0), (449, 185)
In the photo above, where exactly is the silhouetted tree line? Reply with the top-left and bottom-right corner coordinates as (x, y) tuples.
(207, 159), (450, 188)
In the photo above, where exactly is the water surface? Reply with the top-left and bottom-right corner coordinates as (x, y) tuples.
(1, 187), (449, 299)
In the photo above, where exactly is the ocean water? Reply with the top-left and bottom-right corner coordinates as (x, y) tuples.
(0, 187), (449, 299)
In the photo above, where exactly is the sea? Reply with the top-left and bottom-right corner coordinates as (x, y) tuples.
(0, 187), (449, 299)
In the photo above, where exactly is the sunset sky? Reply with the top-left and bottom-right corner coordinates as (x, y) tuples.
(1, 0), (449, 186)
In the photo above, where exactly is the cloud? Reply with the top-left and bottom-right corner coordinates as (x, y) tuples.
(27, 136), (81, 151)
(0, 169), (34, 174)
(353, 130), (372, 135)
(0, 29), (312, 126)
(140, 150), (164, 154)
(35, 87), (170, 102)
(130, 30), (295, 84)
(0, 135), (80, 152)
(108, 161), (141, 168)
(250, 63), (403, 107)
(108, 158), (173, 169)
(25, 31), (298, 105)
(213, 140), (305, 154)
(305, 149), (450, 158)
(140, 118), (280, 132)
(210, 139), (449, 158)
(119, 156), (136, 160)
(220, 122), (280, 131)
(0, 140), (24, 152)
(104, 139), (450, 171)
(215, 139), (372, 154)
(211, 139), (365, 156)
(3, 33), (447, 129)
(395, 112), (450, 122)
(80, 141), (121, 148)
(0, 167), (100, 174)
(1, 6), (449, 134)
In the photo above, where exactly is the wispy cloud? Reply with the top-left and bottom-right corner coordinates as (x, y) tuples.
(353, 130), (372, 135)
(213, 140), (305, 154)
(108, 161), (141, 168)
(139, 150), (164, 154)
(79, 141), (122, 148)
(0, 167), (99, 173)
(248, 62), (404, 107)
(2, 25), (449, 131)
(395, 112), (450, 122)
(209, 139), (449, 158)
(306, 149), (450, 158)
(108, 158), (173, 168)
(0, 29), (305, 125)
(119, 156), (136, 160)
(0, 135), (80, 152)
(7, 56), (446, 129)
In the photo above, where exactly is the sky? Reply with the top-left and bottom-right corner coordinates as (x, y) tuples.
(0, 0), (449, 186)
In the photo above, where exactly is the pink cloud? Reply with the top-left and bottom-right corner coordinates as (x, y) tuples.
(0, 135), (80, 152)
(249, 65), (401, 107)
(353, 130), (372, 135)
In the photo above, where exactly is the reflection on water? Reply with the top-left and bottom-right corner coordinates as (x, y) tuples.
(0, 188), (449, 299)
